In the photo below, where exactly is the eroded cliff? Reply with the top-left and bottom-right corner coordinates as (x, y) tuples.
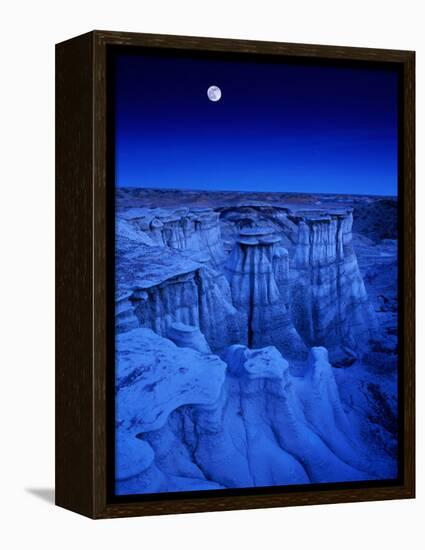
(114, 195), (398, 494)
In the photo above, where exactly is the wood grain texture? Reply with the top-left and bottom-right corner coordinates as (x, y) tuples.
(55, 30), (415, 519)
(55, 32), (95, 517)
(401, 51), (416, 499)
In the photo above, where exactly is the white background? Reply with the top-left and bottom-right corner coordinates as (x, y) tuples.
(0, 0), (423, 548)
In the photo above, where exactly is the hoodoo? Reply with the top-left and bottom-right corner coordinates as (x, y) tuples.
(291, 209), (379, 361)
(225, 227), (307, 358)
(116, 204), (380, 363)
(114, 188), (399, 495)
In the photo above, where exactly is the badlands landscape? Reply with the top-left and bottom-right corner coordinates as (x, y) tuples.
(115, 188), (399, 495)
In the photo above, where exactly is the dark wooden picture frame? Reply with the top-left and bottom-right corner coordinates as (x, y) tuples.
(56, 30), (415, 519)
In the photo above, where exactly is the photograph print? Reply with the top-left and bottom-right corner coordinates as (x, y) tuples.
(112, 48), (401, 498)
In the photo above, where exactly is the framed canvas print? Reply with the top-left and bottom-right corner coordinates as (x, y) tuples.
(55, 31), (415, 519)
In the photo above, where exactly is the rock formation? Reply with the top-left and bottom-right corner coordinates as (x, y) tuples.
(120, 206), (225, 266)
(116, 204), (379, 362)
(114, 192), (398, 495)
(126, 261), (246, 354)
(225, 227), (307, 358)
(115, 291), (140, 333)
(167, 321), (211, 353)
(115, 328), (381, 495)
(116, 328), (227, 495)
(291, 209), (379, 363)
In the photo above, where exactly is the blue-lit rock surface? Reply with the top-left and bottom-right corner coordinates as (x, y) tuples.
(115, 189), (398, 495)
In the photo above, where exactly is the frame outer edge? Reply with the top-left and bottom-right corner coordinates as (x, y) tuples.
(85, 31), (415, 519)
(55, 31), (96, 518)
(93, 30), (109, 518)
(403, 50), (415, 498)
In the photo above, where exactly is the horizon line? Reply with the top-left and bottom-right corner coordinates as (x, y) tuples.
(116, 185), (397, 199)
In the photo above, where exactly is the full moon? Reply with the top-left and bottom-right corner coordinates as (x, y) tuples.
(207, 85), (222, 102)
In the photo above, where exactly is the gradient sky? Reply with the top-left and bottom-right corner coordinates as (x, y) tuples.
(114, 50), (399, 196)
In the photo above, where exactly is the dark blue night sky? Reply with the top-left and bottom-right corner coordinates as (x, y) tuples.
(114, 51), (399, 196)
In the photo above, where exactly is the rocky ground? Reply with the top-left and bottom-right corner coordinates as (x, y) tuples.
(115, 188), (399, 495)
